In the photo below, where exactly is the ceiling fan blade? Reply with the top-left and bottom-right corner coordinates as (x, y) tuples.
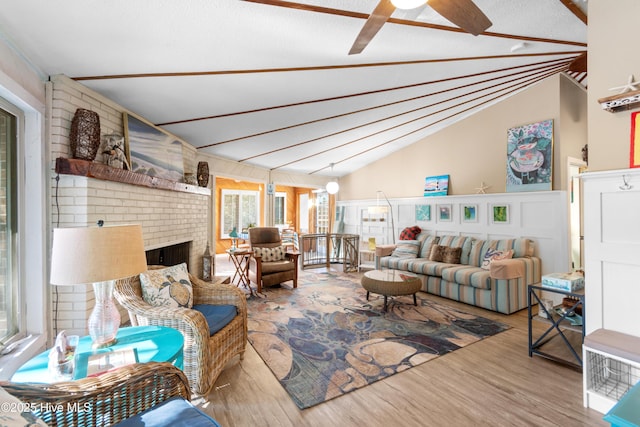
(568, 52), (587, 72)
(349, 0), (396, 55)
(427, 0), (492, 36)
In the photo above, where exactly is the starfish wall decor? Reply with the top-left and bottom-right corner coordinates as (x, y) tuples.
(609, 75), (640, 95)
(475, 182), (490, 194)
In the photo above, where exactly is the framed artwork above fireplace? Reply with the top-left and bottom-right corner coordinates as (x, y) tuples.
(124, 113), (184, 182)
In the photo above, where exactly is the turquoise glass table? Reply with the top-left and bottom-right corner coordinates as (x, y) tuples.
(11, 326), (183, 383)
(604, 381), (640, 427)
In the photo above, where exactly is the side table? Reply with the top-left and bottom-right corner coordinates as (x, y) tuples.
(528, 284), (585, 370)
(11, 325), (184, 383)
(358, 249), (376, 271)
(206, 275), (231, 284)
(226, 248), (252, 289)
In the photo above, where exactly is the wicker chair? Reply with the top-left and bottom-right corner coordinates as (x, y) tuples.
(114, 267), (247, 396)
(1, 362), (192, 426)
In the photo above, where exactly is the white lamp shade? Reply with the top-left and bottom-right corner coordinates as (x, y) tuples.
(50, 224), (147, 285)
(326, 181), (340, 195)
(391, 0), (425, 9)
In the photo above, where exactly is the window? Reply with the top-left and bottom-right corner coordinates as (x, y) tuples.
(0, 79), (48, 380)
(221, 189), (260, 238)
(275, 192), (286, 226)
(298, 193), (309, 234)
(315, 192), (329, 233)
(0, 106), (17, 343)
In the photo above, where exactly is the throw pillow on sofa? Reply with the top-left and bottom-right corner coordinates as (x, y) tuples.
(437, 235), (473, 264)
(391, 240), (421, 258)
(399, 226), (421, 240)
(418, 235), (439, 258)
(140, 263), (193, 309)
(429, 245), (445, 262)
(481, 248), (514, 270)
(429, 245), (462, 263)
(442, 247), (462, 264)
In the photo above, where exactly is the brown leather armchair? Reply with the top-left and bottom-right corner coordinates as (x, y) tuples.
(248, 227), (299, 293)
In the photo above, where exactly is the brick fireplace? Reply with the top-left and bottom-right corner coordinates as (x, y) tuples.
(51, 172), (210, 337)
(48, 75), (212, 339)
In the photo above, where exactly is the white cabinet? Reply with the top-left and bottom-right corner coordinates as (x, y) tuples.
(359, 207), (391, 247)
(581, 169), (640, 337)
(358, 246), (376, 271)
(581, 168), (640, 414)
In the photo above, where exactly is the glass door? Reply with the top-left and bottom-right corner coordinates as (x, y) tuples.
(0, 106), (17, 342)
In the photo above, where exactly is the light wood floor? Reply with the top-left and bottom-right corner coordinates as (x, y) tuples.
(197, 257), (607, 427)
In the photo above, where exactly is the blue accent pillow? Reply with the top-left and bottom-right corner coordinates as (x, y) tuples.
(113, 396), (221, 427)
(192, 304), (237, 336)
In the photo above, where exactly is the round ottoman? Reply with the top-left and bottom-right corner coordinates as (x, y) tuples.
(361, 269), (422, 311)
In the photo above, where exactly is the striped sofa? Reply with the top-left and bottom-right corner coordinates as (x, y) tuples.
(376, 235), (541, 314)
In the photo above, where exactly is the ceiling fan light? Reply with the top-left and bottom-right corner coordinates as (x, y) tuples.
(510, 42), (527, 52)
(326, 181), (339, 195)
(390, 0), (425, 10)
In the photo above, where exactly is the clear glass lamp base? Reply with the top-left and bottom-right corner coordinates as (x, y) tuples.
(88, 280), (121, 348)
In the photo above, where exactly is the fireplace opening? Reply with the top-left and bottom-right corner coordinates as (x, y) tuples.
(146, 241), (191, 267)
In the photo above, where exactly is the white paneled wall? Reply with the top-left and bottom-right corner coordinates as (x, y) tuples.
(338, 190), (569, 277)
(582, 168), (640, 337)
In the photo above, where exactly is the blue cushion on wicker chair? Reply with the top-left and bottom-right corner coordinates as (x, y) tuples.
(192, 304), (237, 336)
(113, 396), (221, 427)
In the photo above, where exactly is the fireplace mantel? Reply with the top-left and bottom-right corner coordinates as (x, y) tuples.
(55, 157), (210, 196)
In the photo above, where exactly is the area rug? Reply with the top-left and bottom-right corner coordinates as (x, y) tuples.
(246, 272), (510, 409)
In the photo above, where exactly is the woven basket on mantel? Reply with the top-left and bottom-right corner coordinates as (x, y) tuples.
(69, 108), (101, 161)
(197, 161), (209, 187)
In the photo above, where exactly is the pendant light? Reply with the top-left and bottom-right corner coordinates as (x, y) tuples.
(326, 163), (339, 194)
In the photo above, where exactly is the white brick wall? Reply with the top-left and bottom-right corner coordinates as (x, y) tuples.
(50, 75), (210, 338)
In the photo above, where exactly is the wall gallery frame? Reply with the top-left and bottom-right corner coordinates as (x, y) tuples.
(462, 204), (478, 223)
(424, 175), (449, 197)
(506, 119), (553, 192)
(124, 113), (185, 182)
(438, 204), (452, 222)
(631, 112), (640, 168)
(416, 205), (431, 221)
(490, 204), (510, 224)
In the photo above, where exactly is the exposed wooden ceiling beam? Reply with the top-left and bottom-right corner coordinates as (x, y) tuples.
(203, 58), (572, 150)
(243, 0), (586, 47)
(245, 63), (568, 168)
(305, 69), (562, 174)
(568, 52), (587, 72)
(151, 53), (582, 127)
(559, 0), (588, 25)
(72, 50), (585, 84)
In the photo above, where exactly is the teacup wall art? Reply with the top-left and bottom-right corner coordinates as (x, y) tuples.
(506, 119), (553, 192)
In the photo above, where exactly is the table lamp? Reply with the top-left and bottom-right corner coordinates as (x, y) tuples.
(229, 227), (238, 251)
(50, 223), (147, 348)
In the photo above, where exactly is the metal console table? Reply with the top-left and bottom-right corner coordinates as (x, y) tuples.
(527, 284), (585, 370)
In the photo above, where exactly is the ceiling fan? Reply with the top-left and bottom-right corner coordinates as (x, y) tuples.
(349, 0), (492, 55)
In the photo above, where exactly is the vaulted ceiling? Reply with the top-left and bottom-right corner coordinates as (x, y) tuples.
(0, 0), (587, 178)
